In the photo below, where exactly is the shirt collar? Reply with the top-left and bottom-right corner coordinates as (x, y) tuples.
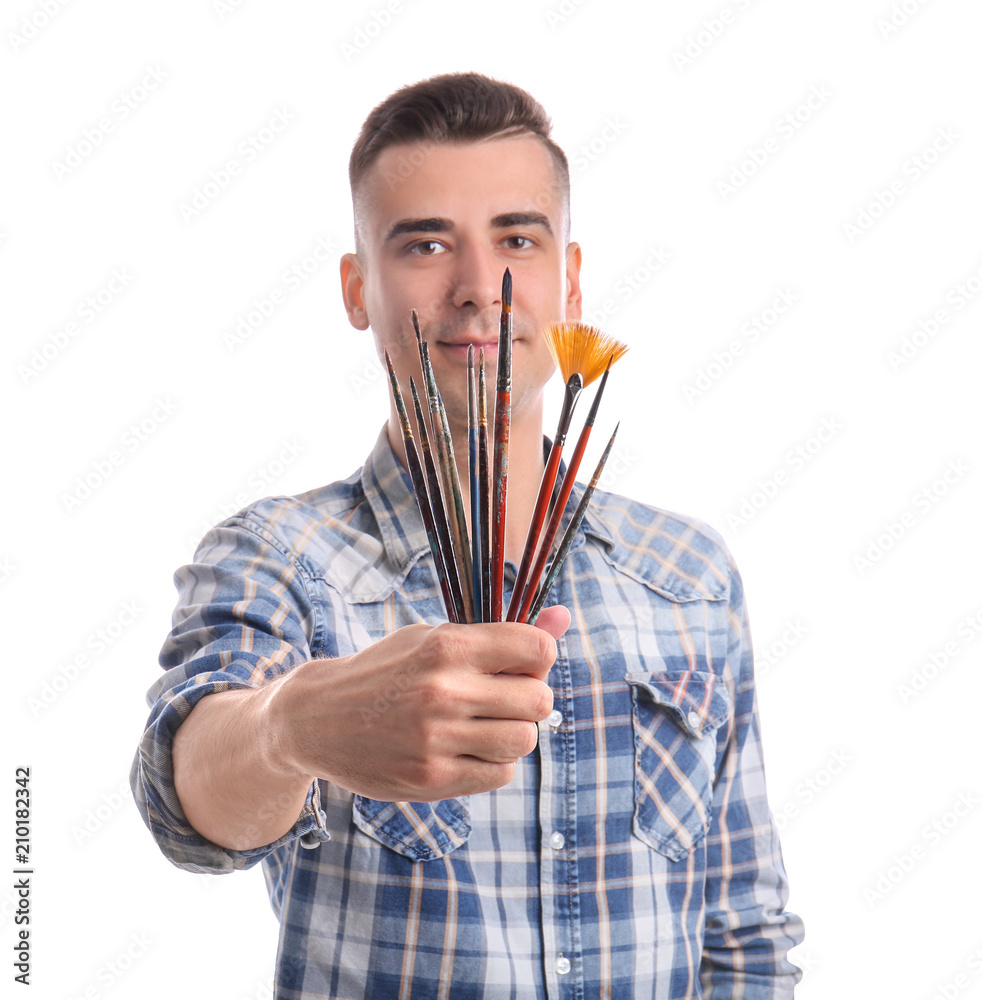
(360, 422), (617, 579)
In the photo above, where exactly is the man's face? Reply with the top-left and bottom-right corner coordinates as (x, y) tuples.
(340, 135), (582, 432)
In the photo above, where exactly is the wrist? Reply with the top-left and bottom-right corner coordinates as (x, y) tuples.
(258, 666), (316, 784)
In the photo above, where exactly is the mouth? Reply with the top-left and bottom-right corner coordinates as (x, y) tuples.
(435, 339), (507, 360)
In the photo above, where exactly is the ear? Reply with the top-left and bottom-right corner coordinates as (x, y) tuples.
(564, 242), (583, 321)
(340, 253), (370, 330)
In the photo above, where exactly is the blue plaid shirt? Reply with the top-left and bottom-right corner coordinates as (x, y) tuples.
(132, 424), (803, 999)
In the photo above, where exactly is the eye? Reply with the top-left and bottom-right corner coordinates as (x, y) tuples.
(503, 235), (535, 250)
(410, 239), (447, 256)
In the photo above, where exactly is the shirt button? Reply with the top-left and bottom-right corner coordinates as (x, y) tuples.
(547, 709), (563, 728)
(687, 710), (701, 732)
(549, 831), (565, 851)
(556, 955), (571, 976)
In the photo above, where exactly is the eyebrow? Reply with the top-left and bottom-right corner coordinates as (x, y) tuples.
(384, 211), (554, 243)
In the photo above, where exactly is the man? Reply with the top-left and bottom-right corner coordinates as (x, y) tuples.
(132, 72), (804, 998)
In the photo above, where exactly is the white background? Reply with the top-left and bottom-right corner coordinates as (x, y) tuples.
(4, 0), (981, 997)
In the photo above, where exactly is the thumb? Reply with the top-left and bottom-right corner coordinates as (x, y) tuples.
(531, 604), (570, 640)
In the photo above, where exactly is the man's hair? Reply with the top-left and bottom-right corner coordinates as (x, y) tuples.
(349, 72), (570, 245)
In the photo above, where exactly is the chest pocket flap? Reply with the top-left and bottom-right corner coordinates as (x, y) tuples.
(625, 670), (732, 861)
(352, 795), (471, 862)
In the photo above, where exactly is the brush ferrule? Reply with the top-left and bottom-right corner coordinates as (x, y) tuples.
(554, 374), (583, 447)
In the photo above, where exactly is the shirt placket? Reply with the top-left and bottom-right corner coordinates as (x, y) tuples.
(537, 634), (583, 1000)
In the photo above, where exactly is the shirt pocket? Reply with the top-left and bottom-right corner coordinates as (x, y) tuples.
(351, 795), (472, 862)
(625, 670), (732, 862)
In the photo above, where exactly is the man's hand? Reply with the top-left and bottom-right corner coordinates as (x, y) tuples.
(173, 605), (570, 850)
(271, 604), (571, 802)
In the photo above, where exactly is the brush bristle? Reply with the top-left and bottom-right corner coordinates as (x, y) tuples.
(543, 323), (629, 386)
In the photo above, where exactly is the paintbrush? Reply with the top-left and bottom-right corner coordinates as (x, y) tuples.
(516, 353), (617, 624)
(383, 350), (459, 622)
(490, 268), (512, 622)
(413, 311), (475, 623)
(433, 382), (475, 623)
(525, 422), (620, 626)
(467, 345), (483, 622)
(478, 347), (491, 624)
(409, 375), (466, 623)
(506, 323), (628, 622)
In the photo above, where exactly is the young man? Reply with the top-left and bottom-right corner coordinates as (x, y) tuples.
(132, 73), (804, 998)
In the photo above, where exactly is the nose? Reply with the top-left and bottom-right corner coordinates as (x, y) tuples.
(447, 241), (502, 312)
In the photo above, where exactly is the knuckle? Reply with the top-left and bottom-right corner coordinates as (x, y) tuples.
(416, 673), (453, 710)
(423, 623), (469, 667)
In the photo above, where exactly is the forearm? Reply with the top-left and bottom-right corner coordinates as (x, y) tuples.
(172, 677), (312, 851)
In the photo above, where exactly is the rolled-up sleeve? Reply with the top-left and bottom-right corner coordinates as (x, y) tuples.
(701, 556), (805, 998)
(130, 513), (331, 874)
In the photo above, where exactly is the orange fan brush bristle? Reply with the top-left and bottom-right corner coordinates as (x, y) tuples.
(544, 322), (629, 388)
(504, 322), (628, 621)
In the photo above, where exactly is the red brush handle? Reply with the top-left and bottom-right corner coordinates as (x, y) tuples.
(518, 424), (592, 623)
(506, 441), (563, 621)
(490, 391), (510, 622)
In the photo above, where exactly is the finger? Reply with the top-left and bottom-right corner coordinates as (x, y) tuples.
(454, 718), (540, 764)
(459, 674), (553, 722)
(531, 604), (570, 639)
(413, 759), (518, 801)
(423, 621), (557, 680)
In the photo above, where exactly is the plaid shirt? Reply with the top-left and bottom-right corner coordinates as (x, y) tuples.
(132, 424), (803, 999)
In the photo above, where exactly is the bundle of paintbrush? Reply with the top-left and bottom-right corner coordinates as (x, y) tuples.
(384, 268), (628, 625)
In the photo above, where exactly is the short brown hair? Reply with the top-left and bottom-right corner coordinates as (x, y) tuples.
(349, 72), (570, 243)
